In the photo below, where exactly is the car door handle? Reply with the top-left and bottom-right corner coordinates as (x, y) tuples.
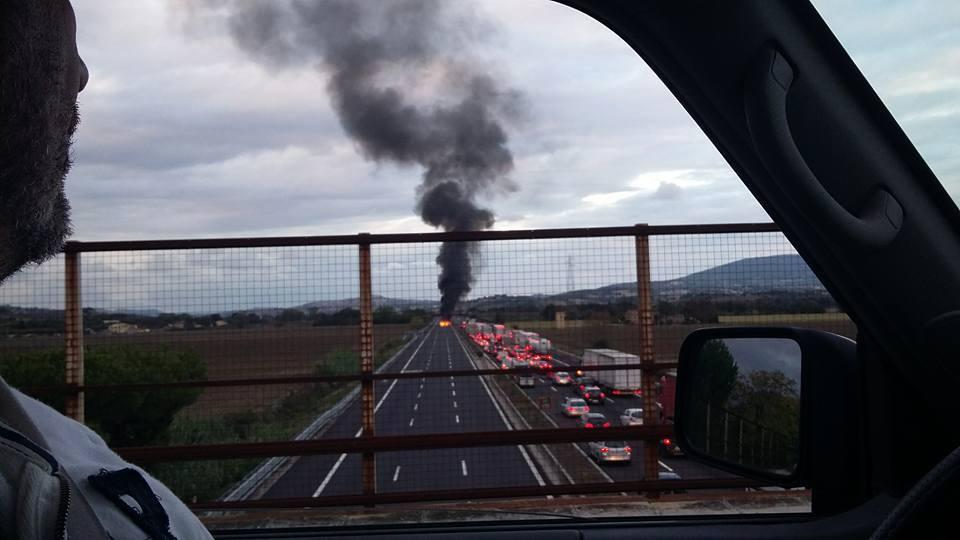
(744, 46), (903, 247)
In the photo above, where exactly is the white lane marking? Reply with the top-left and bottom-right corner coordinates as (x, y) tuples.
(313, 326), (435, 497)
(452, 390), (456, 397)
(417, 392), (421, 399)
(453, 330), (546, 488)
(450, 376), (454, 380)
(450, 381), (455, 387)
(455, 414), (460, 424)
(313, 452), (350, 496)
(550, 387), (558, 393)
(409, 418), (415, 427)
(421, 377), (425, 383)
(659, 460), (675, 473)
(413, 403), (419, 411)
(461, 460), (468, 476)
(393, 466), (401, 482)
(453, 401), (458, 409)
(420, 384), (424, 390)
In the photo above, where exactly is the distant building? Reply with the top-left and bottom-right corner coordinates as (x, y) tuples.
(625, 310), (640, 324)
(555, 311), (567, 329)
(107, 322), (140, 334)
(214, 320), (228, 328)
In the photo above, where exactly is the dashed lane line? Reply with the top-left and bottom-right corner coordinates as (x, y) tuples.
(393, 466), (401, 482)
(312, 325), (435, 497)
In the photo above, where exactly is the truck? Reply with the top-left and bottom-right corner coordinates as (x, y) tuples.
(658, 370), (677, 421)
(533, 337), (552, 354)
(516, 330), (540, 348)
(493, 324), (506, 341)
(582, 349), (642, 397)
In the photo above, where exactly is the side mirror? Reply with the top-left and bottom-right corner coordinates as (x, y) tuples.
(675, 327), (862, 510)
(677, 331), (802, 482)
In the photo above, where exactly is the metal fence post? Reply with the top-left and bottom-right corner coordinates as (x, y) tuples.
(634, 224), (659, 488)
(64, 249), (84, 422)
(359, 234), (376, 499)
(723, 411), (729, 458)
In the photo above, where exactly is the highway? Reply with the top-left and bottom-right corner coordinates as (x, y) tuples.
(263, 320), (731, 500)
(264, 323), (544, 498)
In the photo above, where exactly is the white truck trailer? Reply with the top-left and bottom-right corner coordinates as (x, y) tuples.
(582, 349), (642, 396)
(533, 337), (552, 354)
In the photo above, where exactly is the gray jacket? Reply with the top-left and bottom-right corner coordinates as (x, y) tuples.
(0, 377), (213, 539)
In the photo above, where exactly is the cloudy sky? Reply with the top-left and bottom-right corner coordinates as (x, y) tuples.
(3, 0), (958, 312)
(63, 0), (957, 242)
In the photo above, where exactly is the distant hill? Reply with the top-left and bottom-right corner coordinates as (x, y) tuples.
(652, 254), (822, 300)
(296, 295), (438, 314)
(463, 254), (823, 308)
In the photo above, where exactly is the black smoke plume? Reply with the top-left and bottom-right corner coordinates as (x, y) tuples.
(200, 0), (521, 316)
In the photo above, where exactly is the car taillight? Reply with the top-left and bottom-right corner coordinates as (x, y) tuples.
(634, 389), (642, 395)
(662, 438), (672, 446)
(625, 446), (632, 454)
(600, 447), (609, 453)
(603, 422), (611, 427)
(585, 423), (594, 428)
(567, 407), (574, 412)
(600, 393), (606, 399)
(584, 393), (590, 398)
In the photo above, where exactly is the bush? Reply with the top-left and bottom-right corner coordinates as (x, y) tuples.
(0, 346), (205, 447)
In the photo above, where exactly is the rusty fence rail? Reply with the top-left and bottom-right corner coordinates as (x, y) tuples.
(0, 222), (854, 508)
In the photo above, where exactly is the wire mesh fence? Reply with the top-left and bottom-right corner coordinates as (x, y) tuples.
(0, 224), (837, 511)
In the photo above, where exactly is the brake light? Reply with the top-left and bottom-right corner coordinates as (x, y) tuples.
(634, 389), (643, 395)
(600, 392), (606, 399)
(567, 407), (574, 412)
(625, 446), (632, 454)
(600, 447), (609, 453)
(603, 422), (611, 428)
(663, 438), (672, 446)
(584, 393), (590, 398)
(585, 423), (594, 428)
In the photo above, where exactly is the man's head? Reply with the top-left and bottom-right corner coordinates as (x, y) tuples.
(0, 0), (87, 280)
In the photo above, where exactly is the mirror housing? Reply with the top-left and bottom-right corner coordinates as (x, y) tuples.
(675, 327), (864, 513)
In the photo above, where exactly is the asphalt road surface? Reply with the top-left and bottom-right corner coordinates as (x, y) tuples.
(264, 323), (544, 498)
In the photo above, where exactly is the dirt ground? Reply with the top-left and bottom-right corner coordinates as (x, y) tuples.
(0, 323), (412, 417)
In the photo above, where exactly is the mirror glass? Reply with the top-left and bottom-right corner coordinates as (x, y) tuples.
(684, 338), (801, 477)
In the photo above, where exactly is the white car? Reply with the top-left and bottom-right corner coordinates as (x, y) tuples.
(620, 408), (644, 426)
(560, 397), (589, 417)
(588, 441), (632, 464)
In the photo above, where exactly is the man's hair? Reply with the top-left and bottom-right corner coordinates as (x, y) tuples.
(0, 1), (75, 279)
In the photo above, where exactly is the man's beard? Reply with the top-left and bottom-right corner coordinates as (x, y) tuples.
(0, 102), (78, 278)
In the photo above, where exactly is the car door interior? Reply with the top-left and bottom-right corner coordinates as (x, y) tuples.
(548, 0), (960, 536)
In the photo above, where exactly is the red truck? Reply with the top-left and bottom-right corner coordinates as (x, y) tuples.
(658, 370), (677, 422)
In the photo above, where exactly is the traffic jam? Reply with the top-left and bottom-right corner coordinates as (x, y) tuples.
(456, 319), (682, 468)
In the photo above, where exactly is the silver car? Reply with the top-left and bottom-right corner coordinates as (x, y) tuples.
(588, 440), (632, 463)
(552, 371), (572, 385)
(561, 397), (590, 417)
(620, 408), (644, 426)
